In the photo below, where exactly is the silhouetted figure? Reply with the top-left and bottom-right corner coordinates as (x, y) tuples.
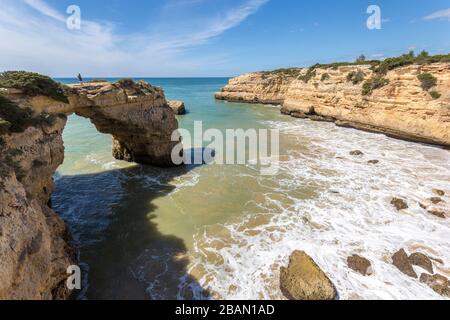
(77, 73), (83, 82)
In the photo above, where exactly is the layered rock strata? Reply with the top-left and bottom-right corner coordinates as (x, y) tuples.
(216, 63), (450, 146)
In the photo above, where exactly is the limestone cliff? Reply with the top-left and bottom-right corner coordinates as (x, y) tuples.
(0, 114), (75, 299)
(215, 71), (294, 104)
(0, 75), (181, 299)
(216, 63), (450, 146)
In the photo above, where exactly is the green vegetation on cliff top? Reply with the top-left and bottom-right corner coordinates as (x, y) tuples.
(0, 71), (70, 103)
(263, 51), (450, 77)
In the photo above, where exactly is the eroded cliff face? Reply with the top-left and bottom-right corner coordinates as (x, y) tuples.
(69, 81), (180, 166)
(215, 72), (294, 105)
(0, 116), (76, 300)
(216, 63), (450, 146)
(0, 78), (181, 299)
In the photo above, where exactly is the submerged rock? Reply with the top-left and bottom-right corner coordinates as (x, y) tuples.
(392, 249), (417, 278)
(409, 253), (434, 274)
(428, 209), (447, 219)
(433, 189), (445, 197)
(350, 150), (364, 156)
(280, 251), (337, 300)
(420, 197), (448, 219)
(391, 197), (408, 211)
(347, 255), (373, 276)
(429, 197), (444, 205)
(368, 160), (380, 164)
(420, 274), (450, 298)
(168, 100), (186, 115)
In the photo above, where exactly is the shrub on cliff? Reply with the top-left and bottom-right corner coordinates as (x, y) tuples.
(298, 68), (317, 83)
(0, 71), (69, 103)
(346, 70), (365, 85)
(0, 95), (58, 132)
(372, 52), (450, 75)
(362, 76), (389, 96)
(267, 68), (303, 77)
(321, 73), (330, 81)
(417, 73), (437, 91)
(429, 91), (441, 99)
(265, 52), (450, 77)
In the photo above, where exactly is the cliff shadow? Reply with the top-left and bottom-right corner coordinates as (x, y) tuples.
(52, 149), (213, 300)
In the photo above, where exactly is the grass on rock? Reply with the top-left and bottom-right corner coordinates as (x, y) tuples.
(0, 71), (69, 103)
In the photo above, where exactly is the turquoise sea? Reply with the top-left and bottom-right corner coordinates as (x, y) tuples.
(53, 78), (450, 300)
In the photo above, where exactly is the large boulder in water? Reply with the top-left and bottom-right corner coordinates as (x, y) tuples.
(280, 251), (337, 300)
(168, 100), (186, 115)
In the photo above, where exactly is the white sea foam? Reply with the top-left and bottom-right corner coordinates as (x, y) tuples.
(188, 119), (450, 300)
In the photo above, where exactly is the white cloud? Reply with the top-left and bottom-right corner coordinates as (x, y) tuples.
(23, 0), (65, 22)
(0, 0), (268, 77)
(423, 8), (450, 21)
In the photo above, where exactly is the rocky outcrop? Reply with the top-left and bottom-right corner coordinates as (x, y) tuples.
(168, 100), (186, 115)
(216, 63), (450, 146)
(0, 77), (181, 299)
(409, 253), (433, 274)
(215, 72), (294, 105)
(347, 255), (373, 276)
(420, 197), (448, 219)
(0, 115), (75, 299)
(280, 251), (337, 300)
(392, 249), (417, 278)
(420, 274), (450, 297)
(391, 197), (409, 211)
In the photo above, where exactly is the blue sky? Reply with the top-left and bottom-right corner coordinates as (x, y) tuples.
(1, 0), (449, 77)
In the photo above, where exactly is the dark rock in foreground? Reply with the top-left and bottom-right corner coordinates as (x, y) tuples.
(392, 249), (417, 278)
